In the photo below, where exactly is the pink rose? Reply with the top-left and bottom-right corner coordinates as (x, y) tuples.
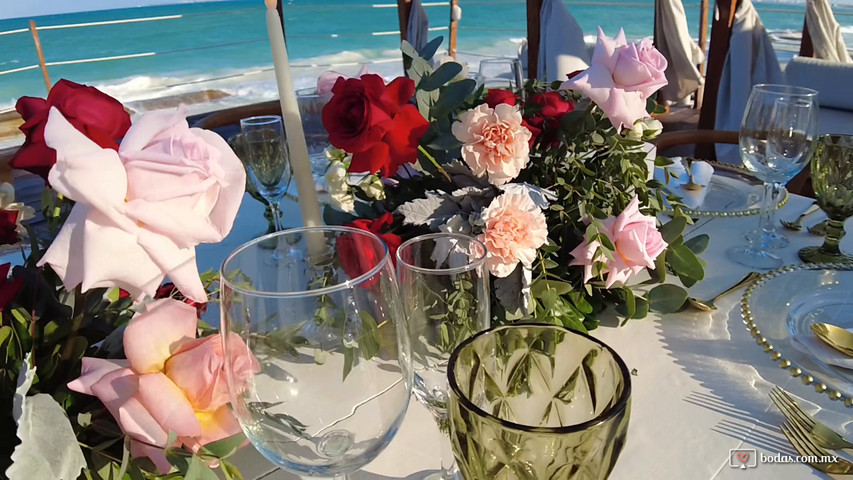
(478, 192), (548, 277)
(316, 64), (369, 97)
(561, 28), (668, 130)
(40, 106), (246, 301)
(569, 196), (667, 288)
(68, 299), (259, 472)
(452, 103), (533, 186)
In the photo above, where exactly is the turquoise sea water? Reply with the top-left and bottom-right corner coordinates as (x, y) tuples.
(0, 0), (850, 111)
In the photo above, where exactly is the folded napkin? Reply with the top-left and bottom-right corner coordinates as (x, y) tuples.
(661, 157), (715, 209)
(792, 328), (853, 370)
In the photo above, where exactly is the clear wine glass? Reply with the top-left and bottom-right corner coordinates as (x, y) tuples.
(220, 226), (413, 479)
(476, 58), (523, 91)
(727, 84), (818, 269)
(396, 233), (489, 480)
(240, 115), (292, 232)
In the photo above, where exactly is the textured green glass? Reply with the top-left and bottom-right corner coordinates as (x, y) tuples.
(799, 134), (853, 263)
(448, 325), (631, 480)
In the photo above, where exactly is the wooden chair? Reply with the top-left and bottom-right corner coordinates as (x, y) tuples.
(653, 129), (813, 197)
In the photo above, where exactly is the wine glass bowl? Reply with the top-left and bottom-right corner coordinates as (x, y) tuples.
(476, 58), (523, 90)
(447, 324), (631, 480)
(396, 233), (489, 479)
(799, 134), (853, 263)
(239, 115), (292, 231)
(728, 84), (819, 269)
(220, 227), (412, 478)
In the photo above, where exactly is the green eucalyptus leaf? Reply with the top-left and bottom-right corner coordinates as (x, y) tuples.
(667, 244), (705, 281)
(357, 310), (382, 361)
(418, 36), (444, 60)
(684, 234), (710, 255)
(658, 215), (687, 244)
(648, 284), (689, 313)
(400, 40), (419, 60)
(186, 455), (219, 480)
(200, 432), (247, 459)
(419, 62), (463, 91)
(531, 279), (572, 297)
(342, 345), (355, 381)
(430, 79), (477, 116)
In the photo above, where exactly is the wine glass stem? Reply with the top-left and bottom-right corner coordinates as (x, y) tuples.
(754, 182), (779, 248)
(821, 219), (847, 255)
(269, 201), (284, 232)
(439, 431), (460, 479)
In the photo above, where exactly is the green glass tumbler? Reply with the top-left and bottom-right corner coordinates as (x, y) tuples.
(799, 134), (853, 264)
(447, 324), (631, 480)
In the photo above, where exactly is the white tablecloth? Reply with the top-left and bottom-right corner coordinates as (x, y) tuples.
(200, 193), (853, 480)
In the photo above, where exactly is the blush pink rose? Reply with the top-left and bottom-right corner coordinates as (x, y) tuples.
(451, 103), (533, 186)
(316, 64), (369, 97)
(569, 196), (667, 288)
(40, 106), (246, 302)
(478, 192), (548, 277)
(561, 28), (668, 130)
(68, 299), (259, 473)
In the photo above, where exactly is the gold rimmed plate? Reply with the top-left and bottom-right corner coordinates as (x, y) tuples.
(656, 161), (789, 217)
(742, 263), (853, 406)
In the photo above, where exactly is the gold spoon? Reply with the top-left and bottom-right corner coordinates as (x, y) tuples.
(687, 271), (762, 311)
(811, 323), (853, 357)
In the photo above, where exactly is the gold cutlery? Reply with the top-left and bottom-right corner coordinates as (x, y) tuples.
(780, 420), (853, 474)
(770, 386), (853, 450)
(780, 202), (820, 231)
(686, 271), (762, 311)
(809, 219), (829, 236)
(811, 323), (853, 358)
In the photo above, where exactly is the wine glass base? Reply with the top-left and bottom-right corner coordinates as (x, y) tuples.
(746, 228), (789, 250)
(797, 246), (853, 264)
(727, 246), (783, 270)
(423, 472), (461, 480)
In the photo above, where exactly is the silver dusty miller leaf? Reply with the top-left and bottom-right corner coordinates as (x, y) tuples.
(397, 191), (461, 229)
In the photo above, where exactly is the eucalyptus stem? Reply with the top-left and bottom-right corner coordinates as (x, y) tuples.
(418, 145), (452, 182)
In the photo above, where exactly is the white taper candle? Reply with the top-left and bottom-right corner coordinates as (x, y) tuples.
(264, 0), (323, 228)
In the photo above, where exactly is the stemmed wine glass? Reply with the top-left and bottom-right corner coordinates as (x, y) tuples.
(727, 84), (818, 269)
(476, 58), (523, 91)
(396, 233), (489, 480)
(220, 226), (413, 479)
(799, 134), (853, 263)
(240, 115), (292, 232)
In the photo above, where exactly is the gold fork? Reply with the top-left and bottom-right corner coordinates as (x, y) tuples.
(780, 421), (853, 474)
(770, 386), (853, 450)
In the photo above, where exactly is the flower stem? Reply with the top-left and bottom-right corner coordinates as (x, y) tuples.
(418, 145), (452, 182)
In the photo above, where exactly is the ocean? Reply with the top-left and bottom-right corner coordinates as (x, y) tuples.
(0, 0), (851, 115)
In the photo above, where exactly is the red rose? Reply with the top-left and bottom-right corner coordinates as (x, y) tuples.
(0, 263), (23, 312)
(338, 213), (401, 287)
(10, 79), (131, 181)
(525, 92), (574, 145)
(0, 210), (18, 246)
(483, 89), (517, 108)
(155, 282), (207, 317)
(322, 74), (429, 176)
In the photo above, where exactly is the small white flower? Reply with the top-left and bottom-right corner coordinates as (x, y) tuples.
(330, 192), (355, 213)
(626, 118), (663, 141)
(325, 161), (348, 185)
(359, 175), (385, 200)
(324, 146), (348, 163)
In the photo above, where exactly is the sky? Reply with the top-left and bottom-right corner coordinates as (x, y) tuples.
(0, 0), (228, 21)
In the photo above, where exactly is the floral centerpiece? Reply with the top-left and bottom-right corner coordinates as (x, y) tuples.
(321, 29), (709, 330)
(1, 80), (255, 479)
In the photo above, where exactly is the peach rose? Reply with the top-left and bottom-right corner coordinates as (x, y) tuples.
(478, 191), (548, 277)
(561, 28), (668, 130)
(68, 299), (259, 472)
(569, 196), (667, 288)
(41, 106), (246, 301)
(451, 103), (532, 186)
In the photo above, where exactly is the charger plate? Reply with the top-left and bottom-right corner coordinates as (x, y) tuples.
(742, 262), (853, 406)
(656, 161), (789, 217)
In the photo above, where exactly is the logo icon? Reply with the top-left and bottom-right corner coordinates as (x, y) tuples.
(730, 449), (757, 469)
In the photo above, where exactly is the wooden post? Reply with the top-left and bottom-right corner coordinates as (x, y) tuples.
(696, 0), (739, 160)
(28, 20), (51, 93)
(695, 0), (710, 108)
(397, 0), (413, 43)
(526, 0), (543, 80)
(449, 0), (460, 58)
(799, 18), (814, 57)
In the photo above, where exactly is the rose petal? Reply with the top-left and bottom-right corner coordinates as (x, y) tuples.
(90, 368), (169, 446)
(124, 298), (198, 374)
(130, 439), (173, 474)
(68, 358), (129, 395)
(137, 372), (202, 438)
